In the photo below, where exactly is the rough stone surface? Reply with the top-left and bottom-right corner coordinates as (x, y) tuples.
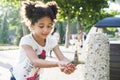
(83, 28), (110, 80)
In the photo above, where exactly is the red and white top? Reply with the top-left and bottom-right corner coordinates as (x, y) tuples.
(12, 34), (57, 80)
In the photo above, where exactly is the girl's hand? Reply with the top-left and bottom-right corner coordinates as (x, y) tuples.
(63, 63), (76, 74)
(57, 61), (76, 74)
(57, 61), (68, 72)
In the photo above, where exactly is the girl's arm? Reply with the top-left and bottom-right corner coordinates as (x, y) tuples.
(53, 45), (70, 63)
(22, 45), (59, 68)
(22, 45), (76, 74)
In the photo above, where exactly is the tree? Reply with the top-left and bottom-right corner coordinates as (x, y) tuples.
(0, 0), (24, 45)
(1, 0), (117, 47)
(44, 0), (109, 48)
(0, 9), (9, 44)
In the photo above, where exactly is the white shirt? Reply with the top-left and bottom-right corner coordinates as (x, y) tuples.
(12, 34), (57, 80)
(52, 32), (60, 43)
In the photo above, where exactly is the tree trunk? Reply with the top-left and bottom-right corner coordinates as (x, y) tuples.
(65, 10), (70, 48)
(76, 16), (83, 33)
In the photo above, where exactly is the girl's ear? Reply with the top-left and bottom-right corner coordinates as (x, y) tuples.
(26, 20), (34, 31)
(29, 24), (34, 31)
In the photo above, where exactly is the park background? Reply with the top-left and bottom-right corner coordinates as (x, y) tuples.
(0, 0), (120, 80)
(0, 0), (120, 48)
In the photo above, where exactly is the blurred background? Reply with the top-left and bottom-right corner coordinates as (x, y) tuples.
(0, 0), (120, 48)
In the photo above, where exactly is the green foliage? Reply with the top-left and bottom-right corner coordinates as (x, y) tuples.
(0, 11), (9, 44)
(106, 27), (117, 32)
(104, 27), (117, 37)
(15, 24), (23, 45)
(0, 0), (22, 45)
(0, 0), (20, 8)
(0, 0), (118, 45)
(43, 0), (119, 47)
(43, 0), (110, 31)
(55, 21), (66, 44)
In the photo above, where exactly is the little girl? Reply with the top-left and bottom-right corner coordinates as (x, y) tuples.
(10, 1), (76, 80)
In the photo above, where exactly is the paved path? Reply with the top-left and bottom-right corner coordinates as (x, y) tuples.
(0, 46), (85, 80)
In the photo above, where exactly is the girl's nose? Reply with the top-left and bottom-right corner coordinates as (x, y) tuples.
(43, 27), (47, 31)
(42, 27), (51, 33)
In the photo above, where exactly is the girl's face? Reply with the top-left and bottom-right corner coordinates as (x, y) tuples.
(31, 17), (53, 40)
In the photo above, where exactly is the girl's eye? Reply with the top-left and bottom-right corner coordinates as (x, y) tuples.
(47, 26), (53, 29)
(39, 26), (44, 28)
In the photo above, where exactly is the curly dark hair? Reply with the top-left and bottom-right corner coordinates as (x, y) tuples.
(21, 1), (59, 25)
